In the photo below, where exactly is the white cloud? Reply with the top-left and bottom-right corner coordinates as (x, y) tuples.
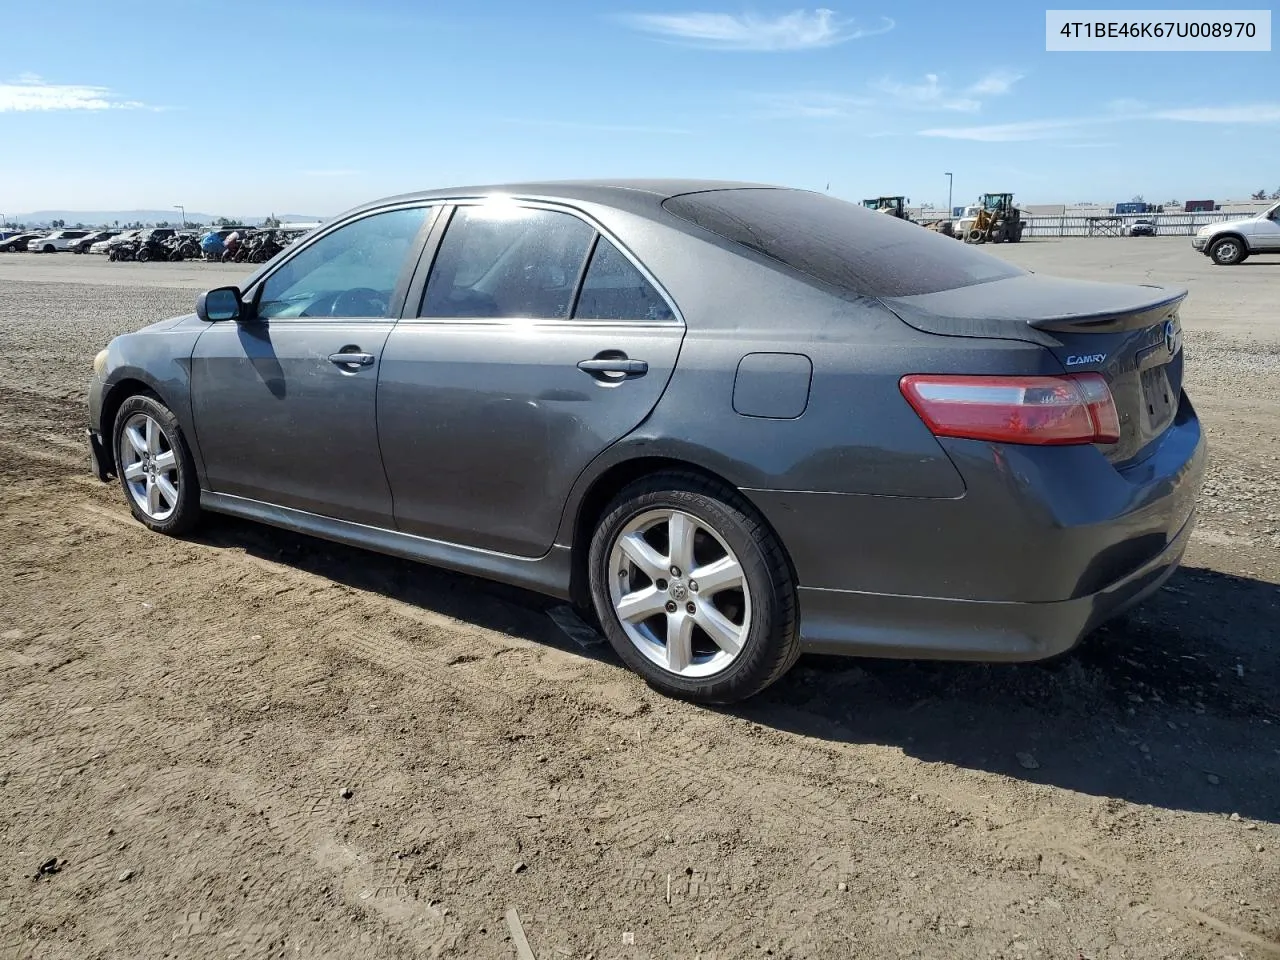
(620, 8), (893, 51)
(918, 118), (1088, 141)
(1107, 97), (1146, 114)
(755, 91), (875, 118)
(873, 74), (980, 112)
(1153, 104), (1280, 123)
(0, 74), (150, 112)
(500, 117), (693, 135)
(966, 70), (1023, 96)
(919, 101), (1280, 140)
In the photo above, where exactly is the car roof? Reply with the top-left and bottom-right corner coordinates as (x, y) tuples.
(347, 178), (782, 217)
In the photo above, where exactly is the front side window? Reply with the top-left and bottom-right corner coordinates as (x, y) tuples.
(420, 205), (594, 319)
(573, 236), (674, 322)
(258, 207), (428, 319)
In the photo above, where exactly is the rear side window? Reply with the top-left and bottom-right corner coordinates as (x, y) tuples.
(573, 237), (674, 322)
(421, 205), (595, 319)
(662, 188), (1024, 298)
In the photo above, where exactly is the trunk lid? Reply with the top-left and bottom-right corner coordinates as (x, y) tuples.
(881, 274), (1186, 464)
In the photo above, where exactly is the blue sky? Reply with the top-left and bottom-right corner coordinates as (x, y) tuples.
(2, 0), (1276, 216)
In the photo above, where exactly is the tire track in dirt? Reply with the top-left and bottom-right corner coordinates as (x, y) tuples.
(2, 446), (1276, 955)
(56, 492), (1273, 954)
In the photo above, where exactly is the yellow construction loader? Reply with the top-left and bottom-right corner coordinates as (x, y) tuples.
(963, 193), (1025, 243)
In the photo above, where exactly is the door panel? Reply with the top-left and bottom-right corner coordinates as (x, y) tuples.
(378, 204), (685, 557)
(1254, 212), (1280, 250)
(377, 320), (682, 555)
(189, 204), (433, 526)
(191, 321), (396, 526)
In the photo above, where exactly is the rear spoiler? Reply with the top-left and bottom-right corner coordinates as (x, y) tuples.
(1028, 287), (1186, 334)
(880, 276), (1187, 347)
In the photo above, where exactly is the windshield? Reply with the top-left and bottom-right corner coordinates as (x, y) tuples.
(663, 188), (1024, 298)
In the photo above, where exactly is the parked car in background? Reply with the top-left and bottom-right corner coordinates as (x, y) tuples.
(86, 180), (1205, 704)
(209, 227), (256, 241)
(953, 204), (981, 241)
(2, 232), (44, 253)
(28, 229), (92, 253)
(1192, 200), (1280, 264)
(72, 230), (120, 254)
(108, 228), (179, 262)
(90, 230), (140, 255)
(1128, 219), (1156, 237)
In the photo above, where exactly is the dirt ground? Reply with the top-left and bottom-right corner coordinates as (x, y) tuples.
(1, 241), (1277, 960)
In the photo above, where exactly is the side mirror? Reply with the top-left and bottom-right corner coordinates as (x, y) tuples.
(196, 286), (245, 323)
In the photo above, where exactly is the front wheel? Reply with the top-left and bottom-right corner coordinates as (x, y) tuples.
(1209, 237), (1247, 265)
(112, 394), (201, 536)
(588, 472), (799, 704)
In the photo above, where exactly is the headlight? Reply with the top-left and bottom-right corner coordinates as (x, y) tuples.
(93, 348), (109, 376)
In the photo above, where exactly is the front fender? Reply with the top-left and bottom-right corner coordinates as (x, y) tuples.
(96, 315), (209, 482)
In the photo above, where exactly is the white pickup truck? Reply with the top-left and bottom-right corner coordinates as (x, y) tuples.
(1192, 200), (1280, 264)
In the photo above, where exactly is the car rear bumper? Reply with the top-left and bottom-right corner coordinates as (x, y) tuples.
(797, 506), (1194, 660)
(746, 391), (1206, 661)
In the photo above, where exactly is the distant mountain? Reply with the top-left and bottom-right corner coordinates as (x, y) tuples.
(7, 210), (325, 228)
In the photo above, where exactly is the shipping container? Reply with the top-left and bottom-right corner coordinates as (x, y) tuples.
(1184, 199), (1215, 212)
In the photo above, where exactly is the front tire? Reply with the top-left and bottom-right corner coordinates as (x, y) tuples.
(112, 394), (201, 536)
(1209, 236), (1247, 265)
(587, 472), (799, 704)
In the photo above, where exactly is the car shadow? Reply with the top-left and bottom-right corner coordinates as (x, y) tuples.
(736, 566), (1280, 824)
(193, 514), (1279, 824)
(191, 514), (607, 659)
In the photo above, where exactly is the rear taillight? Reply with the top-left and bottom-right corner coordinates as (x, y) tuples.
(900, 373), (1120, 445)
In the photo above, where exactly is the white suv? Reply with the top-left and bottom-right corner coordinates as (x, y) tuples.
(27, 230), (92, 253)
(1192, 200), (1280, 264)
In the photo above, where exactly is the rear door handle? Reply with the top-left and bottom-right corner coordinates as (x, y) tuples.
(328, 352), (375, 367)
(577, 358), (648, 378)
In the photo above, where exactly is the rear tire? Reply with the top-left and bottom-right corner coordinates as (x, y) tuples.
(1209, 236), (1247, 265)
(587, 472), (799, 704)
(112, 394), (201, 536)
(136, 247), (152, 262)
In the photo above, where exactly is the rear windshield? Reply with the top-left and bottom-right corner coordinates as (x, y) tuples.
(662, 188), (1024, 298)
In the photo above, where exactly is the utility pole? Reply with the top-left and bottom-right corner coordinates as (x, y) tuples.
(945, 172), (954, 215)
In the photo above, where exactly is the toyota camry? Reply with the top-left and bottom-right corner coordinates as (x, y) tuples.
(86, 180), (1206, 703)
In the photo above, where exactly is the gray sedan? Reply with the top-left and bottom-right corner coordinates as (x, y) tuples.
(87, 180), (1205, 703)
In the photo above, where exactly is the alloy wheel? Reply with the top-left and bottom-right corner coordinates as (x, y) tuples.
(607, 508), (752, 679)
(120, 413), (181, 521)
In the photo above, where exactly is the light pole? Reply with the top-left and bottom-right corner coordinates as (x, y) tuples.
(945, 172), (953, 216)
(174, 204), (186, 228)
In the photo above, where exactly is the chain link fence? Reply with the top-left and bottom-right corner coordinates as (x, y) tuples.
(1021, 211), (1257, 238)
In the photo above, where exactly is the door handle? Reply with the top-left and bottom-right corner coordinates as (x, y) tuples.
(577, 358), (648, 378)
(328, 352), (375, 367)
